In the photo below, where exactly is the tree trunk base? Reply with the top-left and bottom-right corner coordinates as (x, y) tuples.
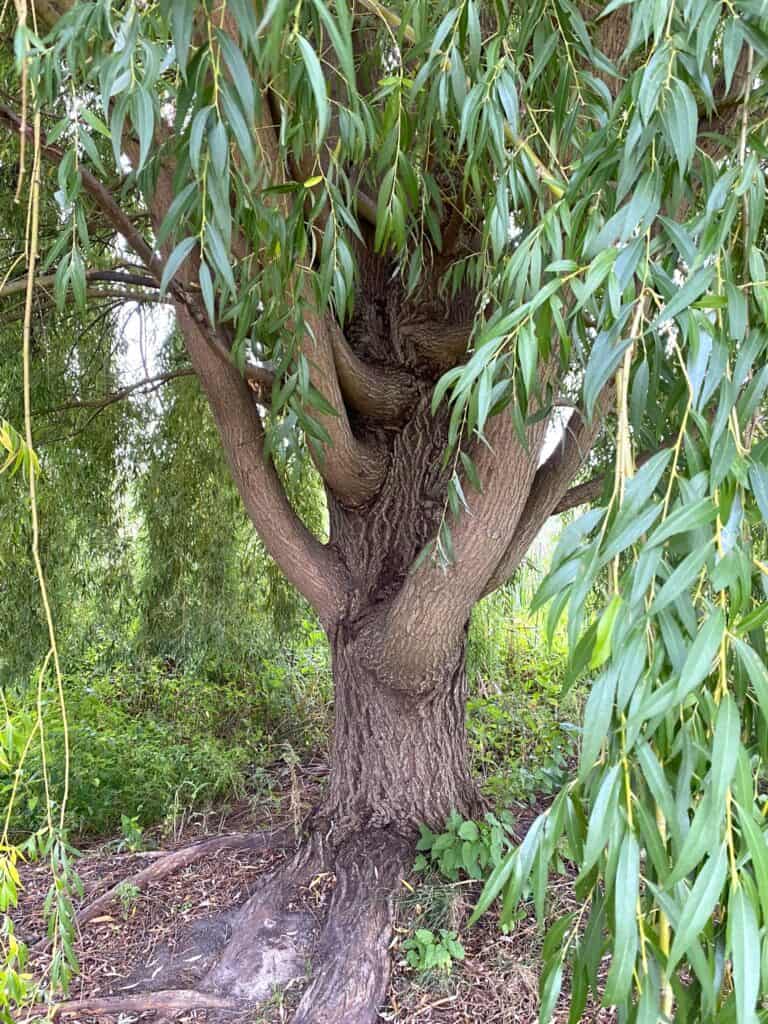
(33, 828), (413, 1024)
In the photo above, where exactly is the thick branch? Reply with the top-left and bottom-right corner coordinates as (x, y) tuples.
(177, 307), (346, 625)
(300, 309), (388, 503)
(330, 328), (417, 422)
(482, 392), (613, 596)
(385, 376), (558, 676)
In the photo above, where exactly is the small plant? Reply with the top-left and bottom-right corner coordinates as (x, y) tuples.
(115, 880), (141, 919)
(402, 928), (465, 974)
(413, 811), (513, 882)
(118, 815), (145, 853)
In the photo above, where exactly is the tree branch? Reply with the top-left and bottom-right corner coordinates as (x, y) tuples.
(385, 366), (560, 676)
(481, 391), (613, 597)
(38, 368), (196, 415)
(0, 268), (158, 298)
(176, 307), (347, 626)
(330, 327), (417, 422)
(1, 103), (346, 624)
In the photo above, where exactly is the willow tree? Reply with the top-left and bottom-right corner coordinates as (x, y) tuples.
(5, 0), (768, 1021)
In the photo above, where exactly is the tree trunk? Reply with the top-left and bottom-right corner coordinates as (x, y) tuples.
(321, 624), (482, 835)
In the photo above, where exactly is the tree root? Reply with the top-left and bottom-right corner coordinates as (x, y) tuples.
(33, 826), (294, 952)
(24, 827), (412, 1024)
(291, 831), (411, 1024)
(22, 989), (242, 1020)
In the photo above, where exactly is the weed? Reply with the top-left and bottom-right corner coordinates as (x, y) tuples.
(414, 811), (514, 882)
(117, 815), (144, 854)
(115, 881), (141, 919)
(402, 928), (465, 973)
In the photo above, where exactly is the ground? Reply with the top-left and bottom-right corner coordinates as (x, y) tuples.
(13, 768), (614, 1024)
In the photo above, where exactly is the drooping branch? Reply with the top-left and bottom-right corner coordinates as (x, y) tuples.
(1, 106), (346, 624)
(0, 107), (274, 399)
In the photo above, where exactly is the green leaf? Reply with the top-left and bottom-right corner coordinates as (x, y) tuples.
(590, 595), (622, 669)
(648, 542), (712, 615)
(667, 793), (722, 886)
(579, 669), (617, 781)
(159, 236), (196, 294)
(132, 87), (155, 172)
(217, 32), (255, 119)
(539, 962), (563, 1024)
(730, 886), (760, 1024)
(297, 35), (329, 141)
(603, 831), (639, 1005)
(710, 695), (740, 806)
(601, 502), (662, 563)
(736, 806), (768, 927)
(748, 462), (768, 524)
(667, 844), (727, 972)
(651, 265), (716, 329)
(580, 765), (620, 876)
(733, 639), (768, 727)
(171, 0), (194, 75)
(675, 609), (724, 701)
(458, 820), (479, 841)
(646, 497), (716, 547)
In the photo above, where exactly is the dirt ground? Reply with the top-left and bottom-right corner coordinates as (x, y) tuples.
(11, 770), (614, 1024)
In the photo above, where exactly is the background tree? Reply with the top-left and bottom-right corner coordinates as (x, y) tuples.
(4, 1), (768, 1022)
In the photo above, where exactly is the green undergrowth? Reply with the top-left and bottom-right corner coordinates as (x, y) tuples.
(2, 619), (332, 839)
(3, 574), (577, 840)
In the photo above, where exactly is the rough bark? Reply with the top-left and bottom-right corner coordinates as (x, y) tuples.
(321, 624), (481, 835)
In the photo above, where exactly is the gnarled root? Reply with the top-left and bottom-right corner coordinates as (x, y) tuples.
(32, 826), (293, 954)
(24, 827), (413, 1024)
(291, 830), (411, 1024)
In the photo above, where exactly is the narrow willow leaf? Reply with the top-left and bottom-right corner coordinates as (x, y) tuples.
(667, 793), (722, 887)
(590, 595), (622, 670)
(668, 844), (727, 972)
(580, 766), (620, 877)
(730, 886), (760, 1024)
(748, 463), (768, 524)
(160, 236), (196, 294)
(675, 609), (724, 701)
(297, 35), (329, 141)
(736, 805), (768, 927)
(579, 669), (617, 781)
(649, 542), (712, 615)
(733, 639), (768, 726)
(710, 696), (740, 806)
(651, 265), (716, 329)
(646, 497), (716, 548)
(603, 831), (639, 1005)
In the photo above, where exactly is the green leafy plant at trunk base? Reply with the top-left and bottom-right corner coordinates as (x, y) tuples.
(414, 811), (515, 882)
(402, 929), (466, 974)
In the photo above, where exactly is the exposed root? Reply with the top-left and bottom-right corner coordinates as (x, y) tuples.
(21, 989), (241, 1020)
(25, 828), (412, 1023)
(203, 833), (326, 1001)
(291, 830), (411, 1024)
(33, 826), (293, 952)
